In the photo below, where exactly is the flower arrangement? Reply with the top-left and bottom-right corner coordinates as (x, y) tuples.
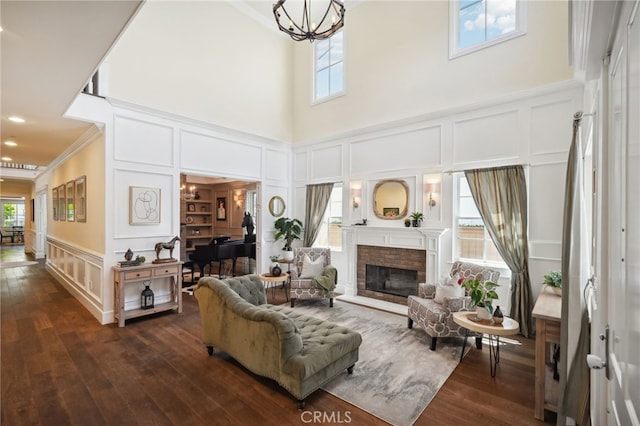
(542, 271), (562, 288)
(460, 278), (499, 314)
(269, 255), (280, 262)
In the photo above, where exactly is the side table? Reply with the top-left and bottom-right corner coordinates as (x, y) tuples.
(453, 311), (520, 377)
(259, 273), (290, 301)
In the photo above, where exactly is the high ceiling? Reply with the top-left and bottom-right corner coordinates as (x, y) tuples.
(0, 0), (143, 183)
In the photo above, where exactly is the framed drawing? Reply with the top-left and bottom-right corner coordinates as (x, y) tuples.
(383, 207), (400, 217)
(187, 203), (195, 212)
(66, 180), (75, 222)
(216, 197), (227, 221)
(52, 187), (58, 220)
(130, 186), (161, 225)
(58, 184), (66, 222)
(75, 176), (86, 222)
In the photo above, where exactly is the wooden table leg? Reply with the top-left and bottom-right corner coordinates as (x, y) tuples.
(534, 317), (546, 420)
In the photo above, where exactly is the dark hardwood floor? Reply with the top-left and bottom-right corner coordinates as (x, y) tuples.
(1, 245), (556, 425)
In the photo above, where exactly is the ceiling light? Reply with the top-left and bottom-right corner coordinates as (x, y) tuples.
(273, 0), (345, 42)
(4, 141), (17, 147)
(8, 116), (25, 123)
(1, 157), (13, 161)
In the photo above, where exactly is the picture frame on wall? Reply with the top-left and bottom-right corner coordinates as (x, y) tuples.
(75, 175), (86, 222)
(58, 184), (66, 222)
(52, 187), (58, 221)
(216, 197), (227, 221)
(129, 186), (161, 225)
(66, 180), (75, 222)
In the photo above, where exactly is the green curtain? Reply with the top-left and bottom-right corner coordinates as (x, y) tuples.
(303, 183), (334, 247)
(465, 165), (534, 337)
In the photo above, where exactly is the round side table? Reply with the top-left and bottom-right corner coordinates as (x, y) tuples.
(259, 273), (290, 301)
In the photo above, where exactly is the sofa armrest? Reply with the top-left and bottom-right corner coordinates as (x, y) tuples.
(442, 295), (473, 312)
(418, 282), (436, 299)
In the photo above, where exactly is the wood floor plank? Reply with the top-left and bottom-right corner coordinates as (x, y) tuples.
(1, 246), (556, 425)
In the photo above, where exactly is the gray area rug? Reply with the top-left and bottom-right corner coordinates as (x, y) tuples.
(0, 261), (38, 269)
(291, 300), (470, 426)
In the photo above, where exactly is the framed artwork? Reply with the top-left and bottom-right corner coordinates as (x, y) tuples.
(58, 184), (66, 222)
(187, 203), (195, 212)
(52, 187), (58, 220)
(66, 180), (75, 222)
(75, 176), (86, 222)
(129, 186), (161, 225)
(383, 207), (400, 217)
(216, 197), (227, 221)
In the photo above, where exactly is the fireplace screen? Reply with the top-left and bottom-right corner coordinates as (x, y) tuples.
(365, 264), (418, 297)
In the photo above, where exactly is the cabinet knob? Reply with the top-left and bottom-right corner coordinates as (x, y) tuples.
(136, 273), (140, 277)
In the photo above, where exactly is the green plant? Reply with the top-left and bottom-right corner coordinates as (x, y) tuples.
(404, 218), (411, 223)
(461, 279), (499, 314)
(135, 255), (146, 264)
(269, 255), (280, 262)
(410, 211), (424, 221)
(273, 217), (303, 251)
(542, 271), (562, 288)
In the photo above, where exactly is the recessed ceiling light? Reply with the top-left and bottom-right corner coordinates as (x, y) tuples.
(1, 156), (13, 161)
(4, 141), (17, 147)
(8, 116), (25, 123)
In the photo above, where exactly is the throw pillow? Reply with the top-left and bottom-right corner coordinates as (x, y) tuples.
(434, 281), (463, 304)
(300, 254), (325, 278)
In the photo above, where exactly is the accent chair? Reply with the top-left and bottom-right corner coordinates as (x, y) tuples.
(407, 261), (501, 351)
(289, 247), (335, 308)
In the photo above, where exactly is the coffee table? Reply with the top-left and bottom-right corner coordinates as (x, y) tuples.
(259, 273), (290, 301)
(453, 311), (520, 377)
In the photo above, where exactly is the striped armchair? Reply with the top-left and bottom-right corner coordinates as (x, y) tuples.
(407, 261), (500, 351)
(289, 247), (334, 308)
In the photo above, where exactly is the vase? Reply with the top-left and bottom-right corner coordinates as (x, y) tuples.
(404, 221), (411, 228)
(493, 305), (504, 324)
(545, 285), (562, 296)
(270, 263), (282, 277)
(412, 219), (421, 227)
(282, 250), (294, 261)
(476, 306), (492, 321)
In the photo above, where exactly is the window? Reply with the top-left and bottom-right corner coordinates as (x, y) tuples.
(246, 190), (257, 219)
(450, 0), (526, 59)
(454, 175), (503, 264)
(314, 31), (344, 102)
(313, 184), (342, 251)
(2, 199), (25, 228)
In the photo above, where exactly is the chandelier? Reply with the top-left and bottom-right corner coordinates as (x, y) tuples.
(180, 185), (196, 201)
(273, 0), (345, 42)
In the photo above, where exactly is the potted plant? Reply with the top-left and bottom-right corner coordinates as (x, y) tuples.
(410, 211), (424, 227)
(542, 270), (562, 296)
(274, 217), (303, 261)
(461, 278), (500, 320)
(404, 218), (411, 227)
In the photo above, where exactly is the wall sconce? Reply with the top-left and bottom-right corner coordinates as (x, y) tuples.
(233, 193), (244, 209)
(425, 183), (438, 209)
(351, 188), (362, 208)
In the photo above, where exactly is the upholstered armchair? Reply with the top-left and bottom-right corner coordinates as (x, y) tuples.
(407, 261), (501, 351)
(289, 247), (335, 308)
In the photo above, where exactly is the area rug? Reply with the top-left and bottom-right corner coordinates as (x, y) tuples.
(0, 261), (38, 269)
(291, 300), (470, 426)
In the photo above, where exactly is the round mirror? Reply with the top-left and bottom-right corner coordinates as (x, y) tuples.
(373, 179), (409, 219)
(268, 196), (286, 217)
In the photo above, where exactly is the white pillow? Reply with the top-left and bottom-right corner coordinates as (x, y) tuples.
(434, 281), (463, 304)
(300, 254), (325, 278)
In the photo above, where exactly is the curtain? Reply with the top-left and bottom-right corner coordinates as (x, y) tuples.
(558, 113), (591, 425)
(303, 183), (334, 247)
(465, 165), (534, 337)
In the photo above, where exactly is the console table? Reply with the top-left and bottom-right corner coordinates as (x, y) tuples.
(113, 262), (183, 327)
(532, 291), (562, 420)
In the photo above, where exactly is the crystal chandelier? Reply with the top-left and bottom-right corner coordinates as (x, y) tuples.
(180, 185), (196, 201)
(273, 0), (345, 42)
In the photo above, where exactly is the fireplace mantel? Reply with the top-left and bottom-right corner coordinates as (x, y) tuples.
(341, 226), (449, 306)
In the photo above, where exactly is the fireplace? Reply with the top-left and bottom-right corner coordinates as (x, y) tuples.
(365, 265), (418, 297)
(357, 245), (426, 304)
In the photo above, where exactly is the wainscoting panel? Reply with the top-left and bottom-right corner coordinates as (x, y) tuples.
(180, 130), (262, 179)
(452, 110), (520, 165)
(265, 149), (288, 182)
(529, 162), (566, 242)
(294, 151), (308, 181)
(310, 144), (343, 181)
(350, 125), (442, 175)
(529, 99), (574, 156)
(114, 116), (174, 166)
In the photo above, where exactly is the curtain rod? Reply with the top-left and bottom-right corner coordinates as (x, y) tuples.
(444, 163), (531, 175)
(574, 111), (595, 122)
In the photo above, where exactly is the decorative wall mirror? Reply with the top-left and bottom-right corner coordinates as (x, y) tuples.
(268, 195), (286, 217)
(373, 179), (409, 219)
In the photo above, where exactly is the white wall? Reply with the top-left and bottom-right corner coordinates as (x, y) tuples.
(294, 81), (583, 313)
(292, 0), (573, 143)
(104, 0), (293, 143)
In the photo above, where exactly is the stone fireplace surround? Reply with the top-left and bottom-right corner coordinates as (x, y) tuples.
(339, 226), (448, 314)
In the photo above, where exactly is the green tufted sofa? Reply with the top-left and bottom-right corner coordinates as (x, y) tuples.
(193, 274), (362, 408)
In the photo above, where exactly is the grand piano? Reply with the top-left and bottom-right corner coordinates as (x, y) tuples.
(189, 235), (256, 278)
